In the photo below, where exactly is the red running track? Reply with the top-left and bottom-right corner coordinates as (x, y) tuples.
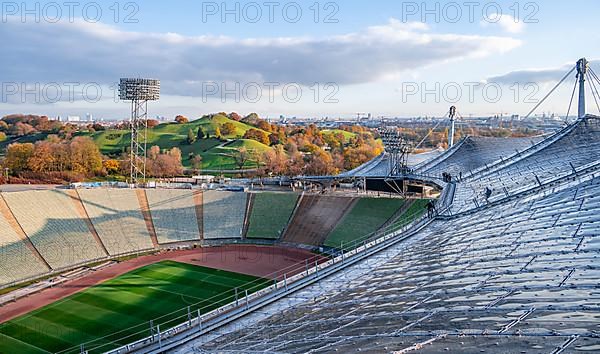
(0, 245), (326, 324)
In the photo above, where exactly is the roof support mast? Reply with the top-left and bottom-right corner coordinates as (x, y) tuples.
(448, 106), (457, 147)
(577, 58), (588, 118)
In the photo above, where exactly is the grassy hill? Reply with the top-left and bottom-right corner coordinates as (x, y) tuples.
(201, 139), (272, 170)
(321, 129), (357, 140)
(85, 114), (271, 169)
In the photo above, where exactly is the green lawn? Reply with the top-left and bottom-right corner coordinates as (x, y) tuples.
(0, 261), (270, 354)
(324, 197), (408, 250)
(321, 129), (357, 140)
(246, 193), (299, 239)
(85, 114), (272, 169)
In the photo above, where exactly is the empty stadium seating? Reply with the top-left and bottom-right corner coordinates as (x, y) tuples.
(0, 210), (48, 285)
(246, 192), (299, 239)
(282, 195), (356, 246)
(323, 197), (405, 249)
(196, 167), (600, 353)
(2, 190), (106, 270)
(146, 189), (201, 243)
(78, 189), (154, 254)
(203, 191), (247, 239)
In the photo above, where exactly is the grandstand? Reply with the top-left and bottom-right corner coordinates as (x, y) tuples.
(202, 191), (247, 240)
(78, 188), (154, 255)
(187, 117), (600, 353)
(146, 189), (202, 244)
(246, 192), (299, 239)
(282, 195), (356, 246)
(2, 190), (106, 270)
(324, 197), (405, 249)
(0, 199), (49, 285)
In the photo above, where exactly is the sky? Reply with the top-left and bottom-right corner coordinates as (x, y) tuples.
(1, 0), (599, 120)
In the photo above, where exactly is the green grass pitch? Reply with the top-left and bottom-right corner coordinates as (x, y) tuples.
(0, 261), (270, 354)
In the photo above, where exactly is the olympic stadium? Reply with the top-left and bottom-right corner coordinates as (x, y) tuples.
(1, 61), (600, 354)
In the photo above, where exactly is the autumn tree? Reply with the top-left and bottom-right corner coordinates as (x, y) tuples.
(243, 129), (269, 145)
(27, 141), (55, 173)
(175, 115), (189, 124)
(147, 119), (160, 128)
(69, 137), (103, 175)
(149, 155), (182, 177)
(214, 126), (222, 140)
(220, 122), (236, 135)
(148, 145), (160, 160)
(305, 148), (337, 176)
(103, 159), (120, 175)
(5, 143), (34, 173)
(168, 147), (182, 162)
(261, 145), (287, 176)
(10, 122), (36, 136)
(147, 146), (183, 177)
(228, 112), (242, 121)
(230, 147), (253, 172)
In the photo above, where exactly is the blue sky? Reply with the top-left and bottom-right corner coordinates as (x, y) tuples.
(1, 0), (599, 119)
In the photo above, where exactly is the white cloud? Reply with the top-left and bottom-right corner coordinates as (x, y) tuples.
(481, 14), (525, 34)
(1, 17), (522, 99)
(488, 60), (599, 84)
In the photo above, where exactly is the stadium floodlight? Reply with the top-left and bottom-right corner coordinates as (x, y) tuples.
(379, 128), (411, 176)
(119, 78), (160, 185)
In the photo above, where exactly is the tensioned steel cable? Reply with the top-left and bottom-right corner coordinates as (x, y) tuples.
(523, 65), (577, 120)
(587, 69), (600, 114)
(413, 113), (449, 151)
(564, 76), (579, 123)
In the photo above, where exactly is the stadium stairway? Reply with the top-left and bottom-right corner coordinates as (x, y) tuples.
(67, 189), (110, 256)
(136, 189), (159, 247)
(78, 188), (154, 254)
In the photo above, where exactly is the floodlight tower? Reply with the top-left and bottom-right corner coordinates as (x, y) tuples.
(380, 129), (411, 176)
(577, 58), (588, 118)
(119, 78), (160, 185)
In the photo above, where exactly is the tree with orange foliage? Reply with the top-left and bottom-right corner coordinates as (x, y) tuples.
(174, 115), (189, 124)
(27, 141), (55, 173)
(147, 119), (160, 128)
(5, 143), (34, 173)
(243, 129), (269, 145)
(103, 160), (120, 175)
